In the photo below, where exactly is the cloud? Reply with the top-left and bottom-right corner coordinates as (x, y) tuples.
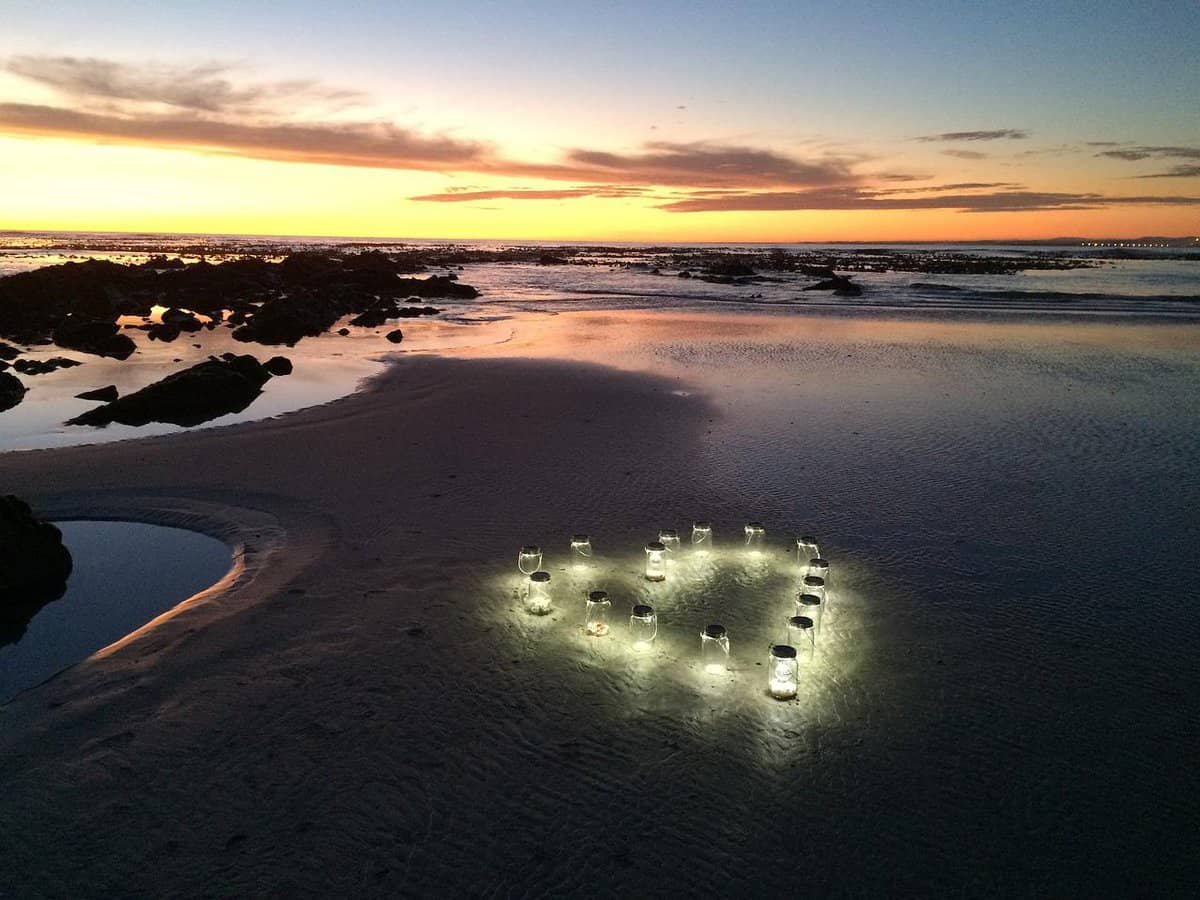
(916, 129), (1029, 142)
(1135, 165), (1200, 179)
(410, 186), (648, 202)
(942, 149), (988, 160)
(656, 187), (1200, 213)
(492, 141), (862, 189)
(3, 55), (365, 114)
(1097, 145), (1200, 162)
(0, 102), (488, 169)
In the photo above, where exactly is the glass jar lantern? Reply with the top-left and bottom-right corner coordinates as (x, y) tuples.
(644, 541), (667, 582)
(629, 604), (657, 649)
(768, 644), (799, 699)
(584, 590), (611, 636)
(808, 557), (830, 582)
(658, 529), (681, 551)
(787, 614), (816, 661)
(701, 623), (730, 674)
(795, 535), (820, 565)
(525, 570), (552, 615)
(801, 575), (826, 602)
(795, 592), (822, 629)
(744, 522), (766, 554)
(569, 534), (593, 566)
(518, 544), (543, 575)
(691, 521), (713, 552)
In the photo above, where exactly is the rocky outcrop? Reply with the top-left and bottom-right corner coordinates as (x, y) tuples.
(12, 357), (83, 376)
(0, 371), (26, 412)
(75, 385), (119, 403)
(66, 353), (276, 428)
(0, 496), (73, 642)
(264, 356), (293, 376)
(53, 316), (137, 359)
(801, 273), (863, 297)
(386, 329), (404, 344)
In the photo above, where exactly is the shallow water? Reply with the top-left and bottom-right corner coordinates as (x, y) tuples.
(0, 521), (231, 700)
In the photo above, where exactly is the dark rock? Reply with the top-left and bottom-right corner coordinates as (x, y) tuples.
(12, 357), (82, 376)
(0, 371), (26, 412)
(703, 259), (756, 278)
(385, 329), (404, 344)
(66, 353), (274, 428)
(337, 328), (350, 336)
(0, 496), (73, 643)
(76, 385), (119, 402)
(53, 315), (137, 359)
(231, 293), (342, 346)
(538, 253), (568, 265)
(395, 306), (441, 318)
(395, 275), (479, 299)
(349, 307), (391, 328)
(677, 270), (692, 279)
(802, 273), (862, 296)
(147, 323), (181, 343)
(0, 342), (20, 361)
(264, 356), (293, 376)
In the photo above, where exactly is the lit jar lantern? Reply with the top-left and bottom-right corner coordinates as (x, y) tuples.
(629, 604), (657, 649)
(795, 592), (822, 628)
(768, 644), (799, 699)
(700, 623), (730, 673)
(644, 541), (667, 582)
(691, 521), (713, 552)
(658, 529), (681, 552)
(808, 558), (830, 582)
(787, 614), (816, 661)
(795, 535), (820, 565)
(744, 522), (766, 553)
(569, 534), (593, 566)
(584, 590), (611, 636)
(525, 571), (552, 615)
(518, 545), (543, 575)
(801, 575), (826, 602)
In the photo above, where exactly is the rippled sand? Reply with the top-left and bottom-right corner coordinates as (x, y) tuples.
(1, 310), (1197, 895)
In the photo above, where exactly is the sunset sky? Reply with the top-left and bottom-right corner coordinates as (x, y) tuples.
(1, 0), (1197, 241)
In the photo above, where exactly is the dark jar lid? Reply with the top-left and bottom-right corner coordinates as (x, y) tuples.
(796, 534), (817, 544)
(587, 590), (609, 602)
(803, 576), (826, 589)
(632, 604), (655, 618)
(659, 529), (679, 538)
(703, 623), (727, 638)
(788, 615), (814, 629)
(771, 644), (797, 659)
(570, 534), (590, 544)
(745, 522), (765, 531)
(520, 545), (541, 555)
(646, 541), (666, 552)
(530, 571), (551, 583)
(809, 557), (829, 567)
(693, 521), (712, 530)
(797, 593), (822, 608)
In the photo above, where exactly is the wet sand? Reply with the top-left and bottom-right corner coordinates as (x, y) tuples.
(1, 310), (1197, 895)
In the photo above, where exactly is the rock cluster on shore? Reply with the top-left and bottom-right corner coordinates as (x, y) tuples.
(0, 495), (73, 644)
(0, 250), (476, 355)
(67, 353), (291, 428)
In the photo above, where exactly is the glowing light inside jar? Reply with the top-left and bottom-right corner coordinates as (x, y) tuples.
(768, 644), (799, 699)
(518, 545), (543, 575)
(658, 529), (681, 551)
(744, 522), (766, 555)
(808, 557), (830, 582)
(644, 541), (667, 582)
(629, 603), (657, 649)
(700, 623), (730, 674)
(569, 534), (593, 568)
(584, 589), (611, 636)
(525, 570), (552, 615)
(691, 521), (713, 552)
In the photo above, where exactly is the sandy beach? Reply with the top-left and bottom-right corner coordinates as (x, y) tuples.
(1, 309), (1198, 895)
